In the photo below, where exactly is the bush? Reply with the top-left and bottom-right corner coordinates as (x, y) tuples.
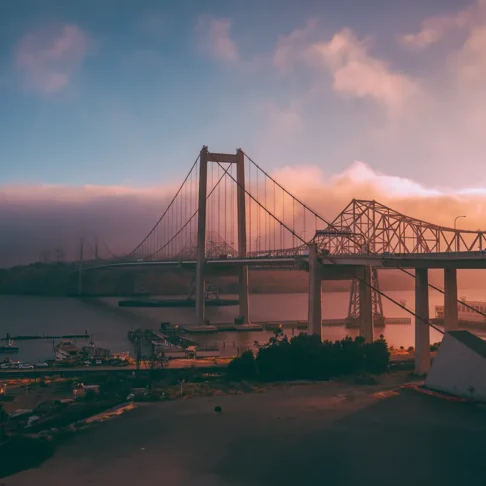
(363, 337), (390, 374)
(227, 350), (257, 380)
(430, 341), (442, 352)
(227, 332), (390, 382)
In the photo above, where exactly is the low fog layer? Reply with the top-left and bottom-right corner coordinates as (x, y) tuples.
(2, 161), (486, 268)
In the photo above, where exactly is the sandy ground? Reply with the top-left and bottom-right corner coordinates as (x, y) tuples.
(6, 375), (486, 486)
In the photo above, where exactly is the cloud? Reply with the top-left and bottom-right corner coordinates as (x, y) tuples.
(272, 23), (419, 115)
(273, 19), (317, 73)
(4, 162), (486, 267)
(311, 29), (419, 114)
(451, 25), (486, 84)
(14, 23), (92, 94)
(398, 0), (486, 50)
(196, 16), (238, 63)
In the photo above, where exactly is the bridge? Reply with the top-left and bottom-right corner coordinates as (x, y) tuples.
(78, 146), (486, 374)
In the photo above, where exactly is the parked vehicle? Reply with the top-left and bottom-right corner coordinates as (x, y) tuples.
(19, 363), (34, 369)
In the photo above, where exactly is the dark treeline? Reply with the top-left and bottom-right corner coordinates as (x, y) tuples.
(0, 262), (456, 296)
(228, 331), (390, 381)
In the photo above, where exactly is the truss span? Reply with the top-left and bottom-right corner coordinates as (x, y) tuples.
(314, 199), (486, 255)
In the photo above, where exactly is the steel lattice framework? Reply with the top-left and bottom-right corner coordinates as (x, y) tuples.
(314, 199), (486, 255)
(78, 151), (486, 324)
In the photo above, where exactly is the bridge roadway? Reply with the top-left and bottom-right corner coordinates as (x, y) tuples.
(84, 249), (485, 375)
(86, 250), (486, 271)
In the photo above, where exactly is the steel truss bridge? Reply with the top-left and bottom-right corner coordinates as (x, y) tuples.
(79, 147), (486, 328)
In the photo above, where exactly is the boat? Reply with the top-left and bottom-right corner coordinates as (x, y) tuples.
(435, 298), (486, 325)
(0, 339), (19, 353)
(55, 340), (83, 360)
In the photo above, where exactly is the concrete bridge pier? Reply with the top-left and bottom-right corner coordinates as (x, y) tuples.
(359, 265), (373, 342)
(307, 243), (322, 338)
(415, 268), (431, 374)
(444, 268), (458, 331)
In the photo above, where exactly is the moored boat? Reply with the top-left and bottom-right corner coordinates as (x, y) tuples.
(0, 339), (19, 353)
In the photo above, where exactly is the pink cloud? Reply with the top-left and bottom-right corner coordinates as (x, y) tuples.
(398, 0), (486, 50)
(312, 29), (419, 115)
(196, 16), (238, 63)
(15, 24), (92, 94)
(271, 23), (419, 115)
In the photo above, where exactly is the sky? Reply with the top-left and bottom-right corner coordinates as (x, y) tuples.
(2, 0), (486, 265)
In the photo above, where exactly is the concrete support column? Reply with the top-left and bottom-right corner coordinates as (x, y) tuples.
(444, 268), (458, 331)
(415, 268), (431, 374)
(307, 243), (322, 339)
(236, 149), (249, 323)
(359, 265), (373, 343)
(195, 147), (208, 325)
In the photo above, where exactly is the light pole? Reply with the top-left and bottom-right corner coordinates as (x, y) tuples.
(454, 215), (466, 251)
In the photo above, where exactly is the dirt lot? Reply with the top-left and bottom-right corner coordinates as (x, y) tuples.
(6, 372), (486, 486)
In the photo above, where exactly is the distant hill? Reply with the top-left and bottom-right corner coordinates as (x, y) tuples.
(1, 262), (484, 296)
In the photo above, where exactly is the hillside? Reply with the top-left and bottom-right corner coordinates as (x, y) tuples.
(1, 262), (483, 296)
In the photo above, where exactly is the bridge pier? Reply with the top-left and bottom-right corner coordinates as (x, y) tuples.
(415, 268), (431, 374)
(359, 265), (373, 342)
(308, 243), (322, 338)
(444, 268), (458, 331)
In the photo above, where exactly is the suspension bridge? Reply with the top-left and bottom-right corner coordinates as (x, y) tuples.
(77, 146), (486, 374)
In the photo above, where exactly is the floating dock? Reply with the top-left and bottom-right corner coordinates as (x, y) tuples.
(1, 333), (90, 341)
(182, 323), (264, 333)
(118, 298), (239, 308)
(182, 317), (410, 334)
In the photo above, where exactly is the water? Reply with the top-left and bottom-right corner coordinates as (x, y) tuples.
(1, 289), (486, 363)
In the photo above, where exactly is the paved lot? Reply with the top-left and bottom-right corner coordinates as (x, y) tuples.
(7, 381), (486, 486)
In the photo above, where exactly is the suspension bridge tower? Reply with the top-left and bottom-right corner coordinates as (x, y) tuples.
(195, 146), (249, 326)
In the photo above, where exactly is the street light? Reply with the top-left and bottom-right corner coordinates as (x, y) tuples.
(454, 215), (466, 252)
(454, 215), (466, 230)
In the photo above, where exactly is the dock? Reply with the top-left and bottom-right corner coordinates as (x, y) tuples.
(182, 323), (264, 333)
(182, 317), (410, 334)
(1, 333), (91, 341)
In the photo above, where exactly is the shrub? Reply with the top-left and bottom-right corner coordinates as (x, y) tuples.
(363, 337), (390, 374)
(228, 332), (390, 382)
(227, 350), (257, 380)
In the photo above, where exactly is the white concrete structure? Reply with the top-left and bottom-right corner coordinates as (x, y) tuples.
(425, 331), (486, 401)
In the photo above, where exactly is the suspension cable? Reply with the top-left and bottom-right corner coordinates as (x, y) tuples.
(245, 152), (486, 321)
(124, 155), (200, 259)
(213, 158), (443, 334)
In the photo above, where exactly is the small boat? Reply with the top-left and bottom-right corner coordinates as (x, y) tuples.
(0, 339), (19, 353)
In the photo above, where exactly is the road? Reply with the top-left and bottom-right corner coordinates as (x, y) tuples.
(7, 379), (486, 485)
(0, 358), (231, 378)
